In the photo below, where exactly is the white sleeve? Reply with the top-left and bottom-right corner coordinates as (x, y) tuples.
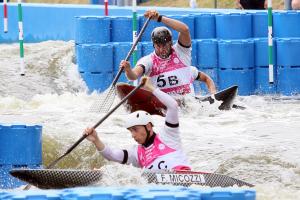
(100, 144), (140, 167)
(153, 88), (178, 125)
(191, 66), (199, 80)
(173, 42), (192, 66)
(136, 54), (153, 76)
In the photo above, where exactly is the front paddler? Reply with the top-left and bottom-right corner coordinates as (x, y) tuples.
(84, 77), (191, 171)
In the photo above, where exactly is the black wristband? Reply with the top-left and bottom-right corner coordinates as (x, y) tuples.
(157, 15), (163, 22)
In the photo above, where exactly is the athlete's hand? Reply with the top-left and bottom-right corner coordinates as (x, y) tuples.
(144, 10), (159, 21)
(119, 60), (131, 72)
(141, 76), (155, 92)
(84, 127), (99, 143)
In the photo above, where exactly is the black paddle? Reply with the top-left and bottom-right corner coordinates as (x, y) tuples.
(23, 80), (146, 190)
(89, 17), (152, 113)
(195, 85), (246, 110)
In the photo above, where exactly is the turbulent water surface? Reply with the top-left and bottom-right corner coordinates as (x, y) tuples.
(0, 41), (300, 199)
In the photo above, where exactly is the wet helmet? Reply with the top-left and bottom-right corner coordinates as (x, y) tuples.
(124, 111), (153, 129)
(151, 26), (172, 45)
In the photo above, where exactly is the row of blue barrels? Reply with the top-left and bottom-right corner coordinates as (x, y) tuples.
(75, 11), (300, 44)
(0, 125), (42, 189)
(1, 186), (256, 200)
(77, 38), (300, 95)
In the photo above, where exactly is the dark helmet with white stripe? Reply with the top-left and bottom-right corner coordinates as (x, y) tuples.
(151, 26), (172, 45)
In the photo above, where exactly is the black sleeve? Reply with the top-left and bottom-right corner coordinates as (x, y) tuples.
(165, 121), (179, 128)
(138, 64), (146, 75)
(178, 40), (191, 48)
(196, 71), (201, 81)
(121, 150), (128, 164)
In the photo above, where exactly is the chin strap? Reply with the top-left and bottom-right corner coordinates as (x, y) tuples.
(143, 125), (151, 146)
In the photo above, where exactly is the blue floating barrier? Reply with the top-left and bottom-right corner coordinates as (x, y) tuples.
(276, 38), (300, 66)
(76, 43), (113, 73)
(194, 13), (216, 39)
(111, 16), (135, 42)
(0, 125), (42, 165)
(218, 39), (254, 69)
(141, 42), (154, 56)
(2, 186), (256, 200)
(112, 42), (142, 72)
(277, 66), (300, 95)
(75, 16), (110, 44)
(254, 38), (277, 94)
(219, 68), (255, 95)
(190, 188), (256, 200)
(80, 72), (113, 92)
(252, 12), (268, 38)
(125, 191), (201, 200)
(216, 13), (252, 39)
(197, 39), (218, 69)
(273, 11), (300, 38)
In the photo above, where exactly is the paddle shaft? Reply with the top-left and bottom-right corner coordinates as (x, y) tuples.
(23, 82), (145, 190)
(112, 17), (151, 86)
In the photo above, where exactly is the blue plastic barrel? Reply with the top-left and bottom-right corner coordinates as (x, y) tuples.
(216, 13), (252, 39)
(141, 42), (154, 56)
(254, 38), (277, 94)
(76, 43), (113, 73)
(170, 15), (194, 40)
(0, 125), (42, 165)
(197, 39), (218, 69)
(75, 16), (110, 44)
(112, 42), (142, 72)
(277, 38), (300, 66)
(80, 72), (113, 92)
(252, 12), (268, 38)
(273, 11), (300, 38)
(194, 13), (216, 39)
(219, 68), (255, 95)
(277, 66), (300, 95)
(111, 16), (135, 42)
(218, 39), (254, 69)
(139, 16), (161, 42)
(277, 38), (300, 95)
(191, 40), (197, 66)
(0, 124), (42, 189)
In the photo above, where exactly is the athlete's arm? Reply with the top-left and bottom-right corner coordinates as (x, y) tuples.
(84, 127), (140, 167)
(143, 77), (178, 125)
(144, 10), (191, 47)
(196, 70), (217, 94)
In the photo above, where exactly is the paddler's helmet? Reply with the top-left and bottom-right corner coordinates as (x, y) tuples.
(151, 26), (172, 45)
(124, 110), (153, 129)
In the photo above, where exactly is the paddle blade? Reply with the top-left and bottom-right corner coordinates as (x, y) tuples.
(89, 86), (116, 113)
(142, 170), (254, 187)
(10, 169), (103, 189)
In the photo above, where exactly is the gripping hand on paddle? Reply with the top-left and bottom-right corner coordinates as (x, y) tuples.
(84, 128), (105, 151)
(120, 60), (139, 80)
(144, 10), (159, 21)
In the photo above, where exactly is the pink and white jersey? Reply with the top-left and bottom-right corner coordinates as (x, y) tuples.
(137, 134), (190, 170)
(137, 43), (198, 96)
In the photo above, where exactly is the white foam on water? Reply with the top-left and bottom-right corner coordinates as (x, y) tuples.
(1, 41), (300, 199)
